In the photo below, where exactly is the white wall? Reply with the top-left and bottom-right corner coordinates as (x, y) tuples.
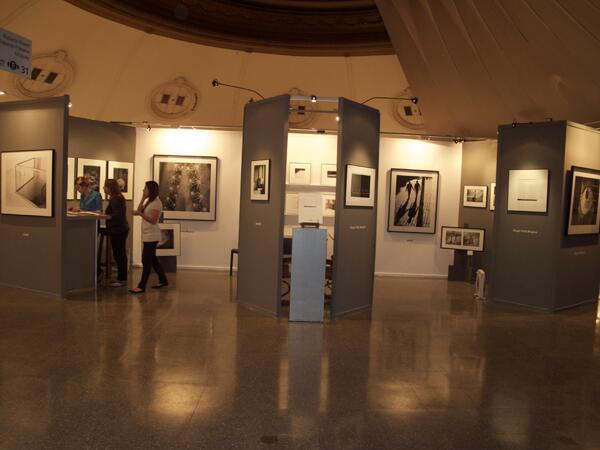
(133, 129), (462, 277)
(133, 128), (242, 270)
(376, 138), (462, 277)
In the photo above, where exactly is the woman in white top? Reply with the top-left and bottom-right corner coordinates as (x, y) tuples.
(130, 181), (168, 293)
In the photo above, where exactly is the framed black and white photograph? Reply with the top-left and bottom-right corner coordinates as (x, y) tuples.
(67, 157), (75, 200)
(1, 149), (54, 217)
(77, 158), (106, 198)
(320, 163), (337, 186)
(157, 223), (181, 256)
(463, 185), (487, 208)
(289, 162), (311, 185)
(507, 169), (549, 213)
(441, 226), (485, 252)
(322, 193), (336, 217)
(153, 155), (218, 221)
(345, 164), (376, 207)
(285, 193), (299, 215)
(387, 168), (439, 233)
(490, 182), (496, 211)
(567, 166), (600, 235)
(107, 161), (134, 200)
(250, 159), (270, 201)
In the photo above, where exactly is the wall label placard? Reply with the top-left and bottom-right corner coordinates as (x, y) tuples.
(573, 251), (586, 256)
(0, 28), (31, 78)
(349, 225), (367, 230)
(255, 222), (262, 226)
(512, 228), (539, 235)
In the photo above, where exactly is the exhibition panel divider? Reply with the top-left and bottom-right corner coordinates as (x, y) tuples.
(331, 98), (380, 318)
(237, 95), (290, 316)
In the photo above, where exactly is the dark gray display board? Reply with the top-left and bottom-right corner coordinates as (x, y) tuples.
(237, 95), (289, 316)
(0, 97), (69, 296)
(332, 98), (380, 318)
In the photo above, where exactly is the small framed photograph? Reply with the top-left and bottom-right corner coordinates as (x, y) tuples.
(320, 164), (337, 186)
(322, 193), (336, 217)
(250, 159), (270, 201)
(67, 157), (75, 200)
(285, 193), (299, 215)
(441, 226), (485, 252)
(507, 169), (548, 213)
(157, 223), (181, 256)
(77, 158), (107, 199)
(490, 182), (496, 211)
(107, 161), (134, 200)
(567, 166), (600, 235)
(463, 185), (487, 208)
(289, 162), (311, 185)
(345, 164), (376, 208)
(388, 168), (439, 233)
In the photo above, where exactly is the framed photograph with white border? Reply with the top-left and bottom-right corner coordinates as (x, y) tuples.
(157, 223), (181, 256)
(507, 169), (548, 213)
(107, 161), (134, 200)
(289, 162), (311, 185)
(388, 168), (439, 234)
(463, 185), (487, 208)
(322, 193), (336, 217)
(153, 155), (218, 221)
(250, 159), (270, 201)
(77, 158), (106, 199)
(285, 193), (299, 215)
(320, 164), (337, 186)
(67, 157), (75, 200)
(441, 226), (485, 252)
(345, 164), (376, 207)
(490, 183), (496, 211)
(1, 149), (54, 217)
(567, 166), (600, 235)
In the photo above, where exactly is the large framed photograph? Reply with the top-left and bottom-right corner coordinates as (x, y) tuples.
(441, 226), (485, 252)
(67, 157), (75, 200)
(157, 223), (181, 256)
(107, 161), (134, 200)
(289, 162), (311, 185)
(250, 159), (270, 201)
(388, 168), (439, 233)
(345, 164), (376, 207)
(322, 193), (336, 217)
(1, 149), (54, 217)
(507, 169), (548, 213)
(463, 185), (487, 208)
(567, 166), (600, 235)
(77, 158), (106, 198)
(153, 155), (218, 221)
(320, 164), (337, 186)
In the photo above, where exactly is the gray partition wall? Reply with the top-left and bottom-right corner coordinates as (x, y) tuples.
(0, 97), (69, 297)
(237, 95), (290, 316)
(332, 98), (380, 318)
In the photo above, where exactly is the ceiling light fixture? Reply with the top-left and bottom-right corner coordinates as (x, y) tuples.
(310, 95), (317, 103)
(211, 78), (265, 100)
(68, 101), (72, 108)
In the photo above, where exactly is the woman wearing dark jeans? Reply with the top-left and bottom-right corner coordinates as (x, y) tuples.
(130, 181), (168, 294)
(103, 179), (129, 287)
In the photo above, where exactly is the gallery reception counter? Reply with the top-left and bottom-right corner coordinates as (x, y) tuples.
(65, 213), (107, 295)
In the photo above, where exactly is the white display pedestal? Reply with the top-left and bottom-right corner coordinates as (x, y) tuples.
(289, 227), (327, 322)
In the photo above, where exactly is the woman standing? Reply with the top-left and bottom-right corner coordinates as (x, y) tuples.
(104, 179), (129, 287)
(130, 181), (168, 293)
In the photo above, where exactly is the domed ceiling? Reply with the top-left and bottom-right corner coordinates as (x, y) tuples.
(65, 0), (393, 56)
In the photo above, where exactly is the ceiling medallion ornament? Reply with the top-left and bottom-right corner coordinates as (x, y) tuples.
(148, 77), (199, 120)
(13, 50), (75, 98)
(288, 87), (318, 128)
(391, 87), (425, 130)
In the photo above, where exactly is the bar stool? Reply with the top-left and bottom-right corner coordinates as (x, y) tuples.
(98, 227), (113, 282)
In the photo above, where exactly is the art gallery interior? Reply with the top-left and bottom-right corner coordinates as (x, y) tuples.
(1, 1), (600, 449)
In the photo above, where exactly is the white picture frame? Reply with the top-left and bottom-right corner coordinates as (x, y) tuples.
(490, 182), (496, 211)
(285, 193), (299, 215)
(67, 157), (75, 200)
(1, 149), (54, 217)
(345, 164), (376, 208)
(77, 158), (106, 199)
(156, 223), (181, 256)
(322, 193), (336, 217)
(567, 166), (600, 235)
(107, 160), (134, 200)
(250, 159), (270, 201)
(320, 163), (337, 186)
(289, 162), (311, 185)
(463, 185), (487, 208)
(507, 169), (548, 213)
(298, 192), (323, 224)
(441, 226), (485, 252)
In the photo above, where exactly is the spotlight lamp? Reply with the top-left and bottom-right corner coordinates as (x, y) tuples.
(410, 97), (419, 104)
(512, 121), (517, 128)
(210, 77), (265, 99)
(211, 79), (220, 87)
(310, 95), (317, 103)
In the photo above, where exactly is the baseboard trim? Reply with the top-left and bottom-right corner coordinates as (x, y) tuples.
(375, 272), (447, 279)
(132, 263), (232, 272)
(0, 281), (61, 298)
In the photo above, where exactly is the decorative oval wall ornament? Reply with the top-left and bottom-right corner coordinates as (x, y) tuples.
(287, 87), (317, 129)
(13, 50), (75, 98)
(391, 87), (425, 130)
(149, 77), (199, 120)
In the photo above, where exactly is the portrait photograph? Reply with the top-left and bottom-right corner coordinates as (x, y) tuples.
(77, 158), (106, 199)
(567, 166), (600, 235)
(156, 223), (181, 256)
(108, 161), (134, 200)
(250, 159), (270, 201)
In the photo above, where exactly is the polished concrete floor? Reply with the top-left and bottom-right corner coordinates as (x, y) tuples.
(1, 271), (600, 449)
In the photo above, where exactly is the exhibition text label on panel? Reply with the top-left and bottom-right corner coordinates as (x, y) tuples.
(0, 28), (31, 78)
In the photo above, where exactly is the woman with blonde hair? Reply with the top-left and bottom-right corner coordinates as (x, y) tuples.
(103, 178), (129, 287)
(70, 176), (102, 212)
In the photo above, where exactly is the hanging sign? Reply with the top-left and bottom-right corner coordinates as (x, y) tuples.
(0, 28), (31, 78)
